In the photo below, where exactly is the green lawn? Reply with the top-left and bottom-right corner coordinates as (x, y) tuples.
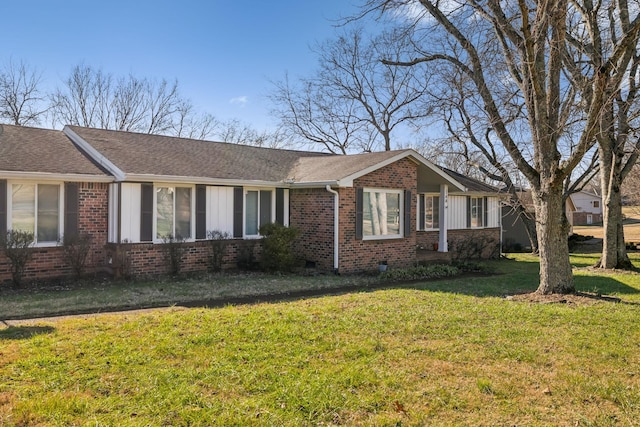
(1, 253), (640, 426)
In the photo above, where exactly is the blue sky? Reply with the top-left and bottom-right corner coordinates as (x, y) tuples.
(3, 0), (363, 130)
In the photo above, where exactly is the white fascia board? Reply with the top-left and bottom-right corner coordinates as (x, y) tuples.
(124, 174), (293, 188)
(289, 180), (339, 189)
(0, 170), (114, 183)
(63, 126), (126, 181)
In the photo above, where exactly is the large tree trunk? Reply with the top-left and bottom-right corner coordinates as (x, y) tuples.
(596, 146), (633, 269)
(533, 187), (574, 294)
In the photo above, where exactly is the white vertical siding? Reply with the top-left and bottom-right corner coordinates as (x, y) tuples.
(120, 183), (141, 243)
(447, 195), (467, 229)
(486, 196), (500, 228)
(207, 186), (234, 236)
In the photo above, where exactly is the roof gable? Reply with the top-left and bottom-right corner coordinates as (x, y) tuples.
(0, 124), (111, 180)
(288, 150), (466, 190)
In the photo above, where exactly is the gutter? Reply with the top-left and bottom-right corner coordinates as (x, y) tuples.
(325, 185), (339, 273)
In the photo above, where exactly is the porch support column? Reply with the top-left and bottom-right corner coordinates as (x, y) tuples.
(439, 184), (448, 252)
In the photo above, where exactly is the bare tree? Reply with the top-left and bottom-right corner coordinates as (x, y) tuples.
(588, 5), (640, 269)
(49, 64), (214, 139)
(271, 27), (435, 153)
(364, 0), (640, 294)
(172, 100), (219, 140)
(270, 74), (371, 153)
(0, 59), (47, 126)
(213, 118), (297, 149)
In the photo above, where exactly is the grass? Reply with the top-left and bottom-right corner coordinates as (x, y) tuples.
(573, 206), (640, 241)
(1, 254), (640, 425)
(0, 273), (381, 321)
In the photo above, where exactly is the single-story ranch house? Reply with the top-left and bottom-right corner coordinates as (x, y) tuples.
(0, 124), (501, 282)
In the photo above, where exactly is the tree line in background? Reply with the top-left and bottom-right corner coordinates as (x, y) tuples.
(3, 0), (640, 295)
(0, 60), (292, 148)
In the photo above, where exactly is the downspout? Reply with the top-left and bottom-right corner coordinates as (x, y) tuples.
(325, 185), (339, 273)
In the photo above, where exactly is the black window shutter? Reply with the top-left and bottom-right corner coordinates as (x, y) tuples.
(140, 183), (154, 242)
(233, 187), (243, 238)
(260, 190), (272, 229)
(404, 190), (412, 237)
(195, 185), (206, 239)
(0, 180), (6, 236)
(275, 188), (285, 225)
(355, 188), (363, 239)
(466, 196), (472, 228)
(64, 182), (79, 241)
(483, 196), (489, 227)
(418, 194), (425, 231)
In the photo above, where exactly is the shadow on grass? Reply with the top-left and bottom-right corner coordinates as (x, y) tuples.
(0, 324), (55, 340)
(573, 274), (640, 296)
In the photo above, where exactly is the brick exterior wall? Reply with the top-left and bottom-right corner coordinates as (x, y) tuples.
(106, 239), (263, 278)
(416, 231), (440, 251)
(572, 211), (602, 226)
(339, 158), (418, 274)
(290, 188), (335, 271)
(0, 182), (110, 284)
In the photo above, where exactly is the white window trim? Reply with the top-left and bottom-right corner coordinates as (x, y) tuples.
(418, 193), (440, 231)
(152, 183), (195, 243)
(362, 188), (403, 241)
(470, 196), (484, 229)
(243, 187), (276, 238)
(7, 180), (64, 247)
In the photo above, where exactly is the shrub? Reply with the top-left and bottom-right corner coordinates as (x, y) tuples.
(451, 260), (495, 274)
(0, 230), (35, 287)
(61, 233), (92, 279)
(161, 234), (187, 276)
(114, 243), (133, 280)
(449, 232), (500, 260)
(237, 240), (260, 271)
(258, 223), (300, 272)
(207, 230), (232, 272)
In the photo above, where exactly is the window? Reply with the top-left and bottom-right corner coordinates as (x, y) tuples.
(593, 200), (600, 208)
(155, 186), (192, 240)
(245, 189), (273, 236)
(470, 197), (484, 228)
(10, 183), (61, 244)
(419, 194), (439, 230)
(362, 189), (402, 238)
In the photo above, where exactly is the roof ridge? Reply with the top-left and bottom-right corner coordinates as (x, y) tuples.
(66, 125), (332, 157)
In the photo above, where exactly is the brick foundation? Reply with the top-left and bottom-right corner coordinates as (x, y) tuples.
(106, 239), (263, 279)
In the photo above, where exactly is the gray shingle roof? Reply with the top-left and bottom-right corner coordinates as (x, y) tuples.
(441, 167), (499, 193)
(287, 150), (408, 183)
(0, 124), (109, 176)
(66, 126), (330, 182)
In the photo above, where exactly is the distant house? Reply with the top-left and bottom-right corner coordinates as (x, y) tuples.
(501, 188), (603, 252)
(566, 190), (602, 226)
(0, 124), (502, 283)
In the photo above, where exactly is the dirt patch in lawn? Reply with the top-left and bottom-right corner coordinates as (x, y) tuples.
(506, 291), (621, 306)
